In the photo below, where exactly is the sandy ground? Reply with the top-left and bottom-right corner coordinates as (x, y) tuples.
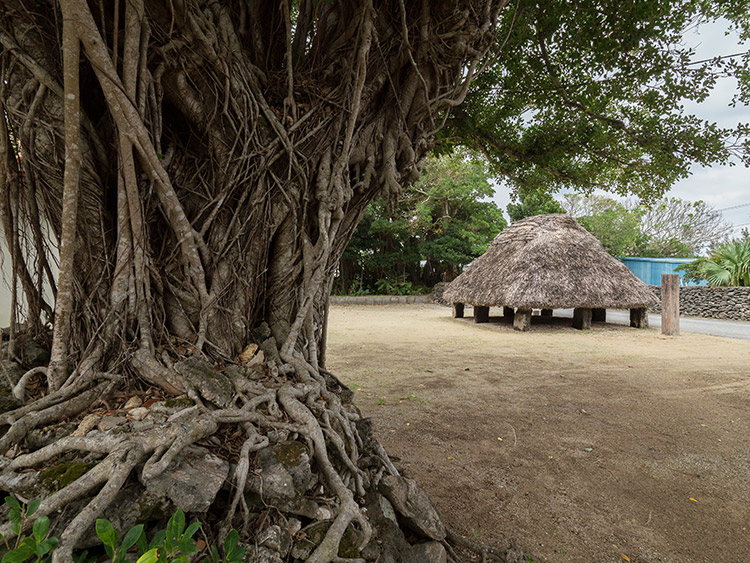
(325, 303), (750, 563)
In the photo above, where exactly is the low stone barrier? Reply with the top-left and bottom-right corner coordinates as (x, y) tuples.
(330, 295), (433, 305)
(648, 285), (750, 321)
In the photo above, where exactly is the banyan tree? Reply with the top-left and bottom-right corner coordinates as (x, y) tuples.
(0, 1), (515, 561)
(444, 214), (659, 331)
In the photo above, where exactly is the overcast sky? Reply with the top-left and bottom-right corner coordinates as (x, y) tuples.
(490, 19), (750, 235)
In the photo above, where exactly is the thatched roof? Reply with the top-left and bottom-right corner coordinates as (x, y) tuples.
(443, 214), (658, 309)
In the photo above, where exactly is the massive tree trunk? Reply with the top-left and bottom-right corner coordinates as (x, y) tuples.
(0, 0), (506, 560)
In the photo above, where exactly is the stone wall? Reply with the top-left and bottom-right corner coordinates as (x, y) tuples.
(648, 285), (750, 321)
(330, 295), (432, 305)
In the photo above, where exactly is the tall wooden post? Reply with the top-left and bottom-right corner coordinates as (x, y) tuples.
(452, 303), (464, 318)
(513, 308), (532, 331)
(661, 274), (680, 336)
(630, 308), (648, 328)
(572, 308), (592, 330)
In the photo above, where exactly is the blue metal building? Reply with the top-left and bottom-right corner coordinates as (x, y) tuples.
(619, 257), (707, 286)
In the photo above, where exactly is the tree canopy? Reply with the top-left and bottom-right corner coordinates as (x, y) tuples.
(442, 0), (750, 201)
(338, 154), (506, 293)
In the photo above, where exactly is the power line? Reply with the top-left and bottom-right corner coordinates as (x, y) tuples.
(717, 202), (750, 212)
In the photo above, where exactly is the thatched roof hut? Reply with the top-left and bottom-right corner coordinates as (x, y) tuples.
(443, 214), (658, 330)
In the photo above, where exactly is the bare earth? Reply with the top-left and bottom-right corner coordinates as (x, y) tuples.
(325, 303), (750, 563)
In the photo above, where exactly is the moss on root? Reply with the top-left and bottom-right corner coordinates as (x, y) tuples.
(39, 461), (96, 492)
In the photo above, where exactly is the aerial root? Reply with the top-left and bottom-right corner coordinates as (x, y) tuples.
(0, 352), (400, 562)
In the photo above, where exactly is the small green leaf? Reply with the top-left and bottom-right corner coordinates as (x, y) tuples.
(136, 548), (159, 563)
(32, 515), (49, 543)
(224, 529), (239, 555)
(166, 509), (185, 538)
(4, 497), (21, 510)
(95, 519), (118, 548)
(2, 540), (36, 563)
(27, 499), (40, 518)
(121, 524), (144, 552)
(177, 538), (197, 554)
(148, 530), (166, 550)
(183, 521), (201, 539)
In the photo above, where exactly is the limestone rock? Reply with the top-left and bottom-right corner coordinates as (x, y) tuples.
(246, 441), (316, 502)
(412, 542), (447, 563)
(379, 475), (446, 541)
(257, 524), (292, 557)
(141, 445), (229, 512)
(243, 545), (283, 563)
(173, 357), (233, 407)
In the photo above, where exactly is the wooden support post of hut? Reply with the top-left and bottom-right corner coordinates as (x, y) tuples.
(452, 303), (464, 319)
(630, 307), (648, 328)
(540, 309), (553, 317)
(474, 306), (489, 323)
(592, 308), (606, 322)
(661, 273), (680, 336)
(572, 307), (592, 330)
(503, 306), (515, 320)
(513, 308), (532, 331)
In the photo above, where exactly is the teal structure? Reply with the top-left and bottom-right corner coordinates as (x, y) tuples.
(619, 257), (707, 287)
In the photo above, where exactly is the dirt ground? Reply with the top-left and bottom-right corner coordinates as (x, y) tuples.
(325, 303), (750, 563)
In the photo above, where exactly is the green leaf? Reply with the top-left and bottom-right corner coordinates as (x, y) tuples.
(136, 548), (159, 563)
(4, 497), (21, 511)
(176, 538), (197, 554)
(95, 519), (118, 549)
(26, 499), (40, 518)
(166, 509), (185, 539)
(120, 524), (144, 552)
(2, 540), (36, 563)
(224, 529), (239, 554)
(32, 516), (49, 543)
(183, 521), (201, 539)
(148, 530), (166, 550)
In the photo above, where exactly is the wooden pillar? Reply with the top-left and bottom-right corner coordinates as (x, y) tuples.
(452, 303), (464, 319)
(572, 308), (592, 330)
(540, 309), (553, 317)
(503, 306), (515, 320)
(513, 308), (532, 331)
(474, 306), (489, 323)
(592, 308), (606, 322)
(661, 273), (680, 335)
(630, 307), (648, 328)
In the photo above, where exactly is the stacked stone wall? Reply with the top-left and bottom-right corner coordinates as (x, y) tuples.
(648, 286), (750, 321)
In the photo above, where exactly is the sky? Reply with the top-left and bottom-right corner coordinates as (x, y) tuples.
(490, 19), (750, 236)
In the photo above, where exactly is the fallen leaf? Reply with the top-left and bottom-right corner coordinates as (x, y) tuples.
(621, 555), (630, 562)
(447, 456), (454, 460)
(497, 437), (503, 441)
(689, 497), (698, 502)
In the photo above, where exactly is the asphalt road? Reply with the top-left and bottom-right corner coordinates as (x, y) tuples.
(555, 308), (750, 340)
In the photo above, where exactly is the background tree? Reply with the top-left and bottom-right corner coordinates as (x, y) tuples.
(637, 198), (732, 256)
(506, 188), (566, 221)
(562, 193), (731, 257)
(337, 154), (506, 293)
(561, 194), (644, 256)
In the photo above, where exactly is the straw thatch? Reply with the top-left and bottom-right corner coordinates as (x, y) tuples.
(443, 214), (658, 309)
